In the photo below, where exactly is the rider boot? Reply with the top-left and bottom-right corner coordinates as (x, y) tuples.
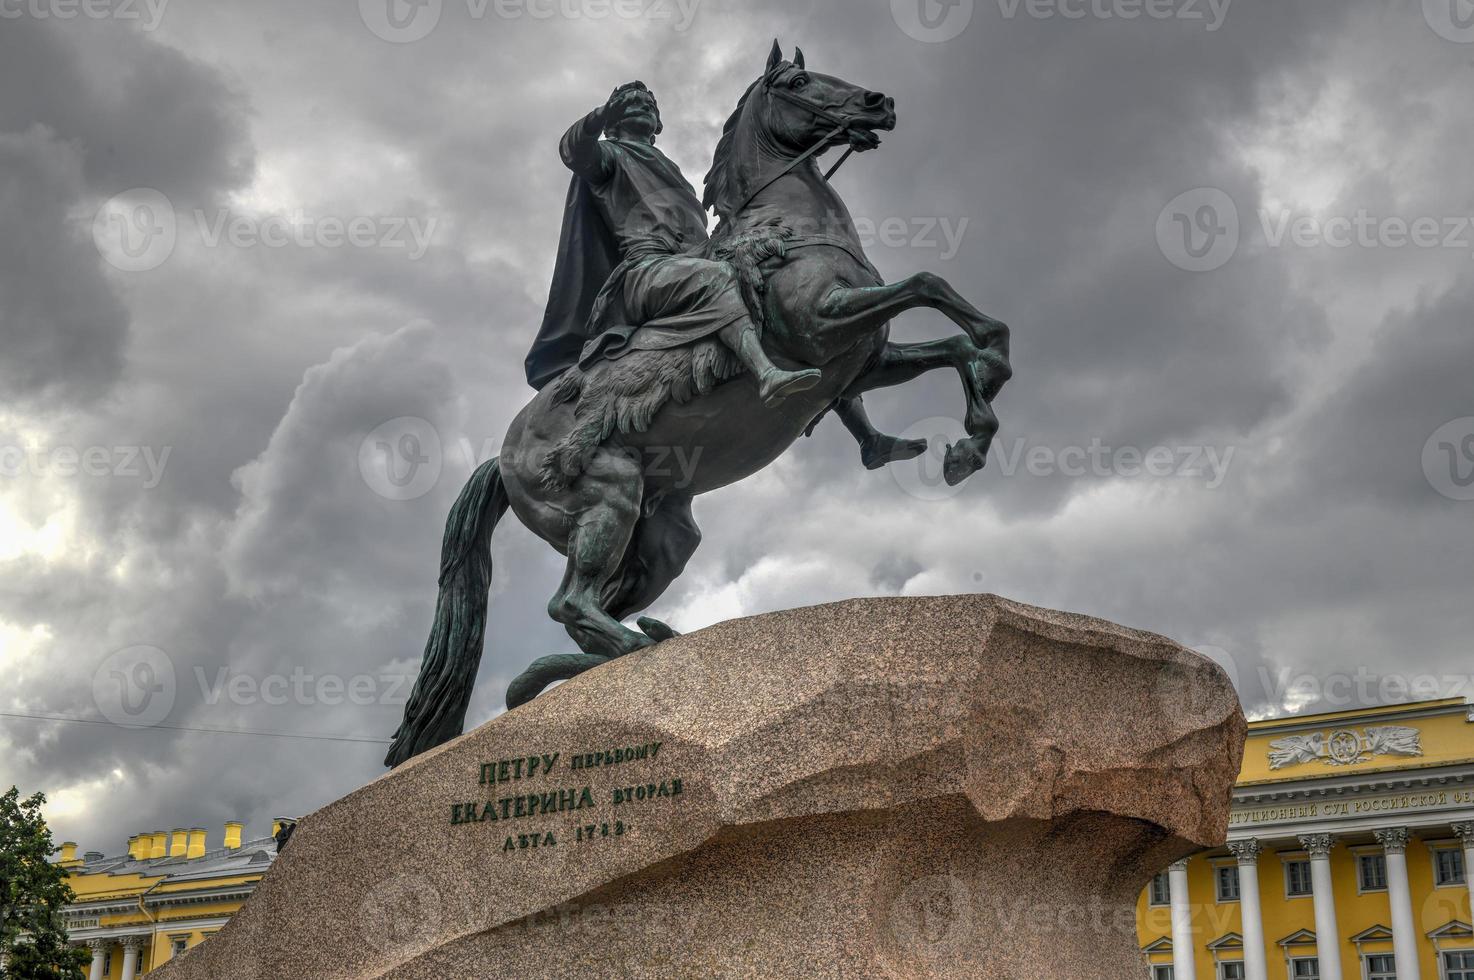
(724, 321), (822, 407)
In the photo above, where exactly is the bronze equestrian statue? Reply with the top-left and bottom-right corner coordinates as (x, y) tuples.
(386, 42), (1011, 767)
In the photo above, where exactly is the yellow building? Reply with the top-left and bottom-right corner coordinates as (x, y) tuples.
(1139, 697), (1474, 980)
(54, 819), (293, 979)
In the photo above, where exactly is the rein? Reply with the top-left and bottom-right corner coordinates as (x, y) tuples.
(729, 79), (871, 218)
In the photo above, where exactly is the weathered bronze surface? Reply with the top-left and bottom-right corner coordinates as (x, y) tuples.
(386, 42), (1013, 767)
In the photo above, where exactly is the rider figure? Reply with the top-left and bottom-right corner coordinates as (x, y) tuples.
(527, 81), (928, 466)
(531, 81), (820, 407)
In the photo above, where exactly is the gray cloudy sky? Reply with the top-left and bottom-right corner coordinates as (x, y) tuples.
(2, 0), (1472, 854)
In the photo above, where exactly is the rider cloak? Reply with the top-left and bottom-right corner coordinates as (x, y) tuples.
(524, 111), (744, 391)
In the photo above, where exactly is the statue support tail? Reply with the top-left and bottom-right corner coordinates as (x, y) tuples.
(384, 457), (508, 768)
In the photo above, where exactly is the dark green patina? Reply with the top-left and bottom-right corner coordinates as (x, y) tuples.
(386, 42), (1012, 768)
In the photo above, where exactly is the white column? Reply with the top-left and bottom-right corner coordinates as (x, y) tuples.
(1228, 839), (1269, 980)
(1169, 857), (1198, 979)
(1453, 821), (1474, 924)
(118, 938), (142, 980)
(1299, 834), (1343, 980)
(1375, 827), (1422, 980)
(86, 940), (109, 980)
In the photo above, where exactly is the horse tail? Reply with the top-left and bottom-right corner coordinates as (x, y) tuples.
(505, 652), (612, 710)
(384, 457), (508, 768)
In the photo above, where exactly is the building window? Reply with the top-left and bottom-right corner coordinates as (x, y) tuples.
(1445, 951), (1474, 980)
(1219, 962), (1245, 980)
(102, 953), (110, 976)
(171, 937), (188, 956)
(1357, 853), (1387, 892)
(1216, 866), (1241, 902)
(1290, 957), (1320, 980)
(1433, 847), (1465, 886)
(1152, 966), (1175, 980)
(1285, 859), (1314, 897)
(1149, 872), (1171, 906)
(1363, 953), (1396, 979)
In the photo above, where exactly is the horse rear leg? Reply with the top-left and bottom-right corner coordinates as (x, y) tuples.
(604, 493), (702, 635)
(546, 449), (656, 661)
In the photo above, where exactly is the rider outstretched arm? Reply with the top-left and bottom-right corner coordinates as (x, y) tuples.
(560, 105), (616, 184)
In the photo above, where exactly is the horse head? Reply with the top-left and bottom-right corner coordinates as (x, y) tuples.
(704, 41), (896, 222)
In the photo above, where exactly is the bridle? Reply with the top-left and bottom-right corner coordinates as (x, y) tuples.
(728, 72), (877, 219)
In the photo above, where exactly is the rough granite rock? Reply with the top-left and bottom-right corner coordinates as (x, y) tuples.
(151, 594), (1245, 980)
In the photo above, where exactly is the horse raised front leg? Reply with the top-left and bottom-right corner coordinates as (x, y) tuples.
(818, 271), (1012, 400)
(845, 336), (1001, 485)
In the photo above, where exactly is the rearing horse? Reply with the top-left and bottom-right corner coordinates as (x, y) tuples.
(385, 41), (1012, 767)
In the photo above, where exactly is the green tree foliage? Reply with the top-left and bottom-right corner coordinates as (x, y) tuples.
(1, 787), (88, 980)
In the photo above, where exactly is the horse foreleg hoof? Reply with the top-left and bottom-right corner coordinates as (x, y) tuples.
(943, 441), (987, 486)
(861, 436), (928, 470)
(505, 652), (613, 710)
(636, 616), (681, 642)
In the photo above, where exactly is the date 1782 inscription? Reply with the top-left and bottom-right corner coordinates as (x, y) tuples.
(448, 742), (684, 855)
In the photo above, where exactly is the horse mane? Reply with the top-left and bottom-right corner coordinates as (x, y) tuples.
(702, 71), (775, 219)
